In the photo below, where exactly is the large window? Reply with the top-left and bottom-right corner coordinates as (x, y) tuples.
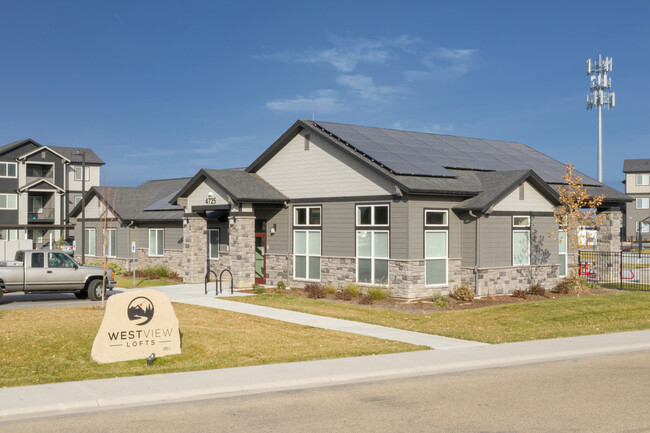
(558, 231), (567, 277)
(0, 194), (17, 210)
(208, 229), (220, 259)
(513, 216), (530, 266)
(357, 231), (389, 284)
(294, 230), (321, 280)
(0, 162), (17, 178)
(636, 198), (650, 209)
(356, 204), (389, 226)
(84, 228), (96, 256)
(294, 206), (321, 226)
(1, 229), (18, 240)
(636, 174), (650, 186)
(105, 229), (116, 257)
(425, 210), (449, 286)
(148, 228), (164, 256)
(74, 166), (90, 181)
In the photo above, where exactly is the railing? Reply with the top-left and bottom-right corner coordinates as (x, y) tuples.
(28, 207), (55, 221)
(578, 251), (650, 291)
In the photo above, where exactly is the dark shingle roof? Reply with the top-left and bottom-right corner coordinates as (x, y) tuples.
(623, 159), (650, 173)
(0, 139), (104, 164)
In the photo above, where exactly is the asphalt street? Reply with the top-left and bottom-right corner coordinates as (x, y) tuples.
(3, 350), (649, 433)
(0, 290), (121, 310)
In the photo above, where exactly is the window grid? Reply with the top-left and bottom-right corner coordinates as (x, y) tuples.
(0, 194), (17, 210)
(356, 230), (389, 285)
(105, 229), (116, 257)
(636, 198), (649, 209)
(636, 174), (650, 186)
(0, 162), (17, 178)
(208, 229), (220, 259)
(85, 228), (96, 256)
(148, 228), (164, 256)
(356, 204), (389, 227)
(293, 230), (321, 281)
(425, 230), (448, 286)
(425, 210), (448, 227)
(74, 166), (90, 181)
(559, 231), (567, 277)
(293, 206), (322, 226)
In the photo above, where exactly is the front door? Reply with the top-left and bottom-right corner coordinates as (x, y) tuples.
(255, 233), (266, 285)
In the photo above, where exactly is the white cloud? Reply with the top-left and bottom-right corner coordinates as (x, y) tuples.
(190, 136), (255, 154)
(336, 74), (403, 102)
(405, 48), (478, 81)
(265, 89), (347, 114)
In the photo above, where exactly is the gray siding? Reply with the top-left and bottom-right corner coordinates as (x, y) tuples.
(461, 217), (477, 267)
(136, 223), (183, 252)
(255, 207), (288, 254)
(479, 215), (511, 267)
(390, 200), (409, 260)
(530, 216), (559, 265)
(406, 197), (464, 260)
(207, 218), (229, 253)
(322, 201), (356, 257)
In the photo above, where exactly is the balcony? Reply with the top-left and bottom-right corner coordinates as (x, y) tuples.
(28, 207), (55, 222)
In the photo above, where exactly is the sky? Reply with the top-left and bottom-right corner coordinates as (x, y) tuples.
(1, 0), (649, 191)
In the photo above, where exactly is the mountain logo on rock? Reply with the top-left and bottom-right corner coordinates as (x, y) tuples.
(127, 297), (155, 326)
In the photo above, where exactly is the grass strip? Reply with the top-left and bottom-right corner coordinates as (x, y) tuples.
(0, 303), (423, 388)
(230, 291), (650, 344)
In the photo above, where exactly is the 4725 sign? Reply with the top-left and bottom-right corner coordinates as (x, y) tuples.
(205, 196), (218, 205)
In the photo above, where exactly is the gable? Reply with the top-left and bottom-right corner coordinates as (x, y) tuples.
(186, 178), (229, 211)
(0, 140), (41, 160)
(255, 130), (394, 199)
(492, 181), (554, 212)
(83, 195), (117, 220)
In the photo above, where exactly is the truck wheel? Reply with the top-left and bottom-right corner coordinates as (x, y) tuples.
(87, 280), (104, 302)
(75, 290), (88, 299)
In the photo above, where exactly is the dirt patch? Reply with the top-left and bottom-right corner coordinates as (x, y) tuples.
(243, 286), (619, 314)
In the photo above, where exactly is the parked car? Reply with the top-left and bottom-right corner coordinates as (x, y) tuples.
(42, 240), (74, 255)
(0, 249), (116, 302)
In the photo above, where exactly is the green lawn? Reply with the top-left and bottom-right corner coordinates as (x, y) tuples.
(230, 291), (650, 344)
(0, 303), (422, 388)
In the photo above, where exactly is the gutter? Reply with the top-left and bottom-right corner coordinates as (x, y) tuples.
(468, 210), (481, 295)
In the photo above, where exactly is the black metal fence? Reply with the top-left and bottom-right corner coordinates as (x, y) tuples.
(578, 251), (650, 291)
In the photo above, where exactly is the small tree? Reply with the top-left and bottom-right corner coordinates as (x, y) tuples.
(552, 164), (605, 287)
(97, 184), (119, 308)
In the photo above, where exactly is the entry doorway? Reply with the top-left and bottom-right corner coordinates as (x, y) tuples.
(255, 220), (266, 284)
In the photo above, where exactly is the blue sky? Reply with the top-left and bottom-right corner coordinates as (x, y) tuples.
(1, 1), (648, 191)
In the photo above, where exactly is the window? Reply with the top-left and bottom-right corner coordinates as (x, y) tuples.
(637, 222), (650, 233)
(208, 229), (219, 259)
(636, 198), (649, 209)
(294, 206), (321, 226)
(513, 216), (530, 266)
(31, 252), (44, 268)
(0, 229), (18, 240)
(74, 166), (90, 181)
(356, 204), (389, 226)
(29, 196), (43, 214)
(74, 195), (82, 207)
(0, 162), (16, 178)
(636, 174), (650, 186)
(148, 228), (164, 256)
(48, 252), (76, 268)
(85, 228), (96, 256)
(425, 231), (448, 285)
(357, 230), (389, 284)
(425, 210), (448, 227)
(294, 230), (321, 280)
(105, 229), (116, 257)
(558, 231), (567, 277)
(0, 194), (17, 210)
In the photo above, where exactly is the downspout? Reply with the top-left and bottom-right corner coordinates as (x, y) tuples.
(285, 201), (290, 285)
(469, 210), (480, 296)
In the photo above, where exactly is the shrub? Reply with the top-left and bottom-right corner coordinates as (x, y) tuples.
(305, 283), (326, 299)
(512, 288), (527, 299)
(551, 279), (571, 294)
(367, 286), (388, 300)
(107, 262), (125, 275)
(451, 283), (475, 302)
(358, 294), (373, 305)
(324, 284), (337, 295)
(87, 261), (103, 267)
(335, 290), (353, 301)
(527, 283), (546, 296)
(434, 295), (449, 307)
(277, 280), (286, 290)
(252, 284), (265, 294)
(342, 283), (361, 298)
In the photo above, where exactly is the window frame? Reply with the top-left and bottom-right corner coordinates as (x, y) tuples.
(148, 228), (164, 257)
(356, 229), (390, 286)
(1, 229), (18, 241)
(637, 222), (650, 233)
(0, 162), (17, 178)
(424, 209), (449, 227)
(105, 228), (117, 257)
(513, 215), (531, 227)
(512, 230), (530, 266)
(356, 204), (390, 227)
(558, 230), (567, 277)
(0, 193), (17, 210)
(208, 229), (220, 259)
(636, 197), (649, 209)
(84, 228), (96, 256)
(293, 229), (321, 281)
(74, 166), (90, 182)
(636, 174), (650, 186)
(293, 206), (322, 227)
(425, 229), (448, 287)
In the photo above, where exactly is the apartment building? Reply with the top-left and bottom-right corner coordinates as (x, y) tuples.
(623, 159), (650, 240)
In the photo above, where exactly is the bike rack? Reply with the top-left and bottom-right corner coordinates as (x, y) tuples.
(204, 270), (217, 295)
(219, 269), (234, 295)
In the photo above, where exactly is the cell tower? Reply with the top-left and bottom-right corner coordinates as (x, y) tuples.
(586, 54), (615, 182)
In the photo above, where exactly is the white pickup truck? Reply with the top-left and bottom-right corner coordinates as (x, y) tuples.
(0, 249), (116, 302)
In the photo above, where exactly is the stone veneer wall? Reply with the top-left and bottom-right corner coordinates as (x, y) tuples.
(183, 217), (207, 283)
(597, 210), (622, 253)
(469, 264), (561, 296)
(265, 253), (289, 287)
(228, 215), (256, 289)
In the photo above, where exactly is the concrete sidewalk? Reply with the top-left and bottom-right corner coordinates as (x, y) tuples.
(149, 284), (486, 350)
(1, 330), (649, 420)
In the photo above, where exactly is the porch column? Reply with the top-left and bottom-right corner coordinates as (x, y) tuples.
(229, 214), (256, 289)
(183, 216), (208, 283)
(597, 209), (622, 253)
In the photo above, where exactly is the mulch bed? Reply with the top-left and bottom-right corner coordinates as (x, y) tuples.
(243, 286), (619, 314)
